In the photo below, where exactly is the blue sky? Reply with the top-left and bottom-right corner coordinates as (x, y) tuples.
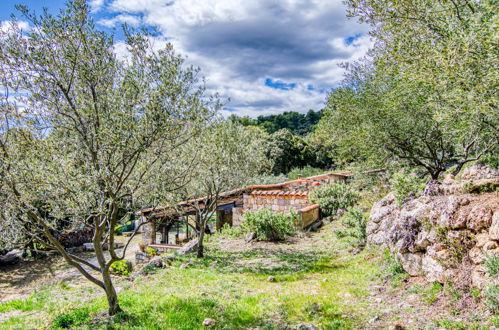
(0, 0), (371, 117)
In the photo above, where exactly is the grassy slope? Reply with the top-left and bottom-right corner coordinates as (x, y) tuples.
(0, 224), (384, 329)
(1, 223), (496, 329)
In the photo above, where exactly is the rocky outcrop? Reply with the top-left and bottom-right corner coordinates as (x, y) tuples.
(368, 165), (499, 288)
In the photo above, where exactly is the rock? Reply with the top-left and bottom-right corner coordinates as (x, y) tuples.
(200, 292), (209, 296)
(422, 255), (445, 283)
(295, 323), (318, 330)
(148, 256), (164, 268)
(397, 252), (423, 276)
(483, 241), (498, 251)
(245, 232), (256, 242)
(490, 211), (499, 240)
(467, 205), (493, 231)
(135, 251), (149, 264)
(177, 239), (199, 255)
(267, 276), (276, 282)
(83, 243), (94, 251)
(476, 233), (490, 248)
(202, 318), (216, 327)
(468, 247), (485, 265)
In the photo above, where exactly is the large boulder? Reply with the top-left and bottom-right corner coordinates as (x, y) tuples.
(177, 238), (199, 255)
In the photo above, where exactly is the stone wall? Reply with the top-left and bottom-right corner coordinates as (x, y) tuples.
(243, 192), (310, 215)
(367, 165), (499, 288)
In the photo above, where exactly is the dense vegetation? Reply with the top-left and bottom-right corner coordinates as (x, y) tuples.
(229, 109), (323, 136)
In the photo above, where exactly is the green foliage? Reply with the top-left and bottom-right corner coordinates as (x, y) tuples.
(110, 260), (132, 277)
(485, 285), (499, 315)
(484, 254), (499, 278)
(317, 0), (499, 179)
(287, 166), (325, 180)
(422, 282), (443, 306)
(335, 207), (368, 247)
(309, 182), (359, 217)
(241, 208), (296, 241)
(479, 154), (499, 170)
(145, 247), (158, 258)
(230, 109), (323, 136)
(53, 308), (91, 329)
(0, 290), (48, 313)
(390, 171), (426, 206)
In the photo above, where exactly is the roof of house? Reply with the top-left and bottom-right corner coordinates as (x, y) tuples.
(136, 171), (352, 217)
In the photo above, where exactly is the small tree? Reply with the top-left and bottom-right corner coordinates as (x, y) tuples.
(177, 121), (270, 257)
(0, 0), (214, 315)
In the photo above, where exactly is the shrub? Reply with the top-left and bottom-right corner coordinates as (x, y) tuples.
(485, 285), (499, 315)
(390, 171), (426, 206)
(308, 182), (359, 217)
(485, 254), (499, 278)
(241, 208), (296, 241)
(145, 246), (158, 257)
(110, 259), (132, 277)
(53, 308), (91, 329)
(479, 154), (499, 169)
(335, 207), (368, 247)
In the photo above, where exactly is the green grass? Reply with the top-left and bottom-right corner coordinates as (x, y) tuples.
(0, 224), (383, 329)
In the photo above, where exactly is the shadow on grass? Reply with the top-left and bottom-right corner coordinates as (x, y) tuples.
(171, 248), (343, 278)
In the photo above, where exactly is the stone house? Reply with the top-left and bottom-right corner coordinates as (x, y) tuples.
(137, 172), (349, 245)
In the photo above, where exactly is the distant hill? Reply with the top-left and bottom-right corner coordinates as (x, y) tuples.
(229, 109), (323, 136)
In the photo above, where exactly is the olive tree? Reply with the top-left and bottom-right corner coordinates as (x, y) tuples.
(339, 0), (498, 176)
(177, 121), (270, 258)
(0, 0), (215, 315)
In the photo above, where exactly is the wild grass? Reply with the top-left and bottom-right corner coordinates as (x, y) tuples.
(0, 225), (382, 329)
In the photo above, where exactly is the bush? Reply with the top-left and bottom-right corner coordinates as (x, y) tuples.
(485, 254), (499, 278)
(241, 208), (296, 241)
(308, 182), (359, 217)
(479, 154), (499, 169)
(485, 285), (499, 315)
(145, 246), (158, 257)
(390, 171), (426, 206)
(53, 308), (91, 328)
(335, 207), (368, 247)
(110, 259), (132, 277)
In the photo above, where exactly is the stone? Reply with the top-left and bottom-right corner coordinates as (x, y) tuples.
(483, 241), (498, 251)
(200, 292), (209, 296)
(267, 276), (276, 282)
(83, 243), (94, 251)
(422, 255), (445, 283)
(245, 232), (256, 242)
(490, 211), (499, 241)
(295, 323), (318, 330)
(468, 247), (485, 265)
(177, 239), (199, 255)
(475, 233), (490, 248)
(148, 256), (164, 268)
(202, 318), (216, 327)
(397, 252), (423, 276)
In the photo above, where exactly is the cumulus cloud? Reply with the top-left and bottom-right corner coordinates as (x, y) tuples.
(0, 20), (29, 33)
(98, 14), (141, 28)
(104, 0), (371, 116)
(89, 0), (105, 13)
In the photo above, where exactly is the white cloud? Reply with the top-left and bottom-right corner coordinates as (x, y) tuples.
(105, 0), (371, 116)
(98, 14), (141, 28)
(0, 20), (29, 34)
(89, 0), (105, 13)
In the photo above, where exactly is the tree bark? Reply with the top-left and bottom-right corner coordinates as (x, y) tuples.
(197, 228), (204, 258)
